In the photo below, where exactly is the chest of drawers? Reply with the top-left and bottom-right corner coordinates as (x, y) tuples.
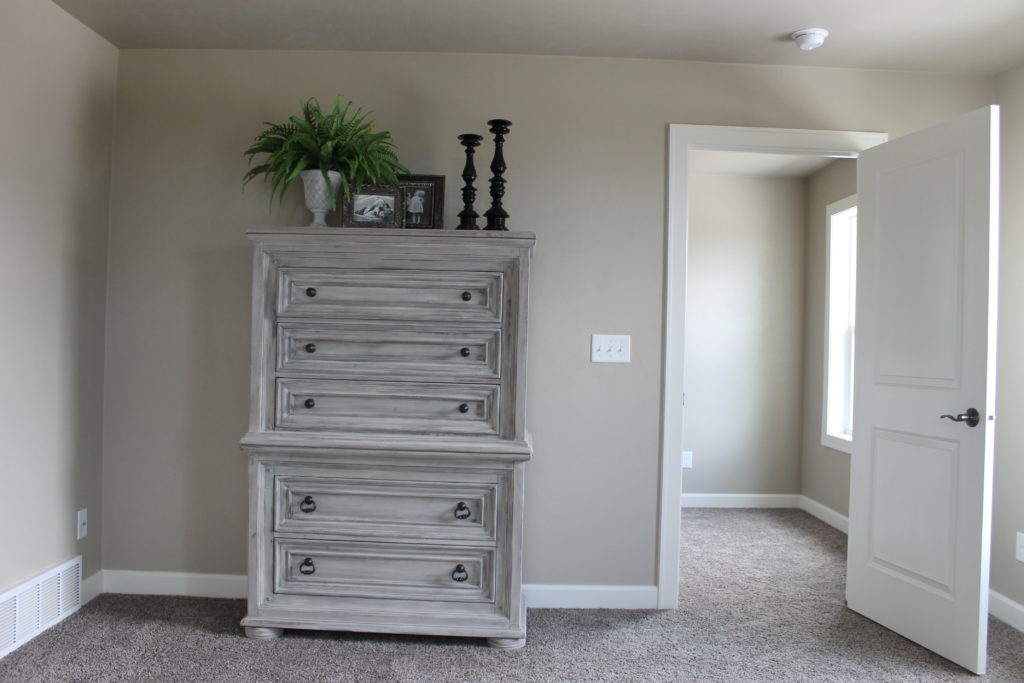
(240, 228), (535, 648)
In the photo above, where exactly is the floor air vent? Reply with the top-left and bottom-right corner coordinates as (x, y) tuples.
(0, 556), (81, 659)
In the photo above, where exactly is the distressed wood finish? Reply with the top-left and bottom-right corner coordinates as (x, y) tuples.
(241, 229), (535, 647)
(277, 323), (501, 382)
(274, 539), (495, 602)
(275, 378), (502, 437)
(274, 472), (502, 543)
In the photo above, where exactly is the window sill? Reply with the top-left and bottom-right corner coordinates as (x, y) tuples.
(822, 433), (853, 455)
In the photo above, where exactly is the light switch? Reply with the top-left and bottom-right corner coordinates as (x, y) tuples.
(591, 334), (631, 363)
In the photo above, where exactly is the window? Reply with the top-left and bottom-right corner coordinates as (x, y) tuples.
(822, 195), (857, 453)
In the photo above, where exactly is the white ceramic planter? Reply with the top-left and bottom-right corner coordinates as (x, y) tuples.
(300, 169), (343, 227)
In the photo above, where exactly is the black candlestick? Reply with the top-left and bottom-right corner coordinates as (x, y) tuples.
(457, 134), (483, 230)
(483, 119), (511, 231)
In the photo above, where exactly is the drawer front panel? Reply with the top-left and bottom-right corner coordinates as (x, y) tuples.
(275, 475), (497, 542)
(276, 379), (500, 437)
(274, 539), (494, 603)
(278, 268), (502, 324)
(277, 323), (500, 382)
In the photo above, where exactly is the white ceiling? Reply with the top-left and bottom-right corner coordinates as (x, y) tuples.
(52, 0), (1024, 75)
(688, 150), (838, 178)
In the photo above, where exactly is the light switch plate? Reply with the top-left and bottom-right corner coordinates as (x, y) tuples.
(591, 334), (631, 363)
(682, 451), (693, 469)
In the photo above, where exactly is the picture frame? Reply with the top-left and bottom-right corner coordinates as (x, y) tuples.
(398, 174), (445, 229)
(340, 184), (404, 228)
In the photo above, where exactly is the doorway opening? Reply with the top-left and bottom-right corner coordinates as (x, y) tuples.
(657, 125), (887, 609)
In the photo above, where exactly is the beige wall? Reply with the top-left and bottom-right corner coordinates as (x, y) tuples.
(101, 49), (993, 587)
(992, 64), (1024, 608)
(799, 159), (857, 515)
(683, 174), (805, 494)
(0, 0), (117, 590)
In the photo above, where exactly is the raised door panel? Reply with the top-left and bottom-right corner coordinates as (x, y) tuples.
(874, 152), (964, 389)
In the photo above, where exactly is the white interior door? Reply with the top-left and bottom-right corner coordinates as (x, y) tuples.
(846, 106), (999, 674)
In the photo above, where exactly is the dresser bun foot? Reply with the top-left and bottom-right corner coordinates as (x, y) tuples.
(245, 626), (284, 639)
(486, 637), (526, 650)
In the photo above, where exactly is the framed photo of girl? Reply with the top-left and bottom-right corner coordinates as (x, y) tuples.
(398, 174), (445, 229)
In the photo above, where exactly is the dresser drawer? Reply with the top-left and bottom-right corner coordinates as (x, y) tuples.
(274, 539), (494, 603)
(277, 268), (502, 324)
(276, 378), (500, 437)
(275, 474), (498, 543)
(277, 323), (500, 382)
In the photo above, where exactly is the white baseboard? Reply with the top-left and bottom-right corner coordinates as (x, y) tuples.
(78, 562), (1024, 635)
(82, 571), (104, 605)
(680, 493), (800, 508)
(92, 570), (658, 609)
(524, 584), (658, 609)
(102, 570), (247, 599)
(797, 495), (849, 533)
(989, 590), (1024, 632)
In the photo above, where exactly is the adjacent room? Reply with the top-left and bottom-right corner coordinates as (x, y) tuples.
(4, 0), (1024, 679)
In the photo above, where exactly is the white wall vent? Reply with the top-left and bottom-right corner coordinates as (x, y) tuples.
(0, 556), (82, 659)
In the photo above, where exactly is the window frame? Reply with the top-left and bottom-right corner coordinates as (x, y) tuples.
(821, 194), (858, 454)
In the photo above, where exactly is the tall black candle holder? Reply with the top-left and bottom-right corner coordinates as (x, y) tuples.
(483, 119), (511, 231)
(456, 133), (483, 230)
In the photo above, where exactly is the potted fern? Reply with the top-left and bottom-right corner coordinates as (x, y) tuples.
(243, 96), (409, 227)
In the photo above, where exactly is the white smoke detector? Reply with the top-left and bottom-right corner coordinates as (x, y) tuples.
(791, 28), (829, 51)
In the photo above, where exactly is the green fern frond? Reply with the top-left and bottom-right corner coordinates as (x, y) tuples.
(242, 96), (410, 211)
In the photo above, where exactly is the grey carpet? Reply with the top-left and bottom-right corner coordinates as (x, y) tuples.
(2, 509), (1023, 682)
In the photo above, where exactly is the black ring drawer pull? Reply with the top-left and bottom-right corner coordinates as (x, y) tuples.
(460, 347), (471, 357)
(299, 558), (315, 575)
(299, 496), (316, 513)
(458, 403), (469, 414)
(304, 398), (316, 409)
(305, 343), (317, 354)
(461, 291), (472, 302)
(454, 502), (471, 520)
(452, 564), (469, 582)
(305, 287), (317, 298)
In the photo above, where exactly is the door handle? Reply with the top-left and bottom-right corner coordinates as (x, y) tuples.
(939, 408), (980, 428)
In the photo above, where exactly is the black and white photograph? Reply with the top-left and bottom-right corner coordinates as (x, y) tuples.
(341, 185), (403, 228)
(398, 174), (445, 229)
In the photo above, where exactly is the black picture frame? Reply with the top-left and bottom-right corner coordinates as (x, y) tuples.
(341, 185), (404, 228)
(398, 174), (445, 229)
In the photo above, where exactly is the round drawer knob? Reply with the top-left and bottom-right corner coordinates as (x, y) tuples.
(454, 502), (471, 520)
(305, 343), (317, 354)
(305, 287), (317, 298)
(299, 496), (316, 514)
(458, 403), (470, 414)
(304, 398), (316, 409)
(451, 564), (469, 582)
(299, 557), (316, 575)
(461, 291), (472, 302)
(460, 347), (471, 358)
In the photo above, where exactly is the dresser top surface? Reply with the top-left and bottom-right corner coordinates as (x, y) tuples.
(248, 227), (536, 241)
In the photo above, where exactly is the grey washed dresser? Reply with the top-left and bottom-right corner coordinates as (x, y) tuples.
(239, 228), (535, 649)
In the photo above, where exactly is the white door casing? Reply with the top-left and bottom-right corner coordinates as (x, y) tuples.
(662, 125), (887, 608)
(846, 106), (999, 675)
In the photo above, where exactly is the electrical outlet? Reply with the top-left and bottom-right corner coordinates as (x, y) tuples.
(76, 509), (88, 540)
(591, 334), (631, 363)
(1017, 532), (1024, 563)
(682, 450), (693, 469)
